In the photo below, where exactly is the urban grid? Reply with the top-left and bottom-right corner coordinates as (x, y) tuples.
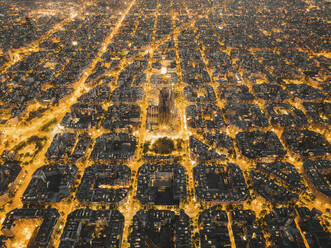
(0, 0), (330, 247)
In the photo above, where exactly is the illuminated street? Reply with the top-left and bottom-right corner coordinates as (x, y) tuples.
(0, 0), (330, 247)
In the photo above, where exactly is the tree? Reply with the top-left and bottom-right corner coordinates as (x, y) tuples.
(143, 141), (150, 153)
(176, 139), (184, 151)
(152, 137), (175, 154)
